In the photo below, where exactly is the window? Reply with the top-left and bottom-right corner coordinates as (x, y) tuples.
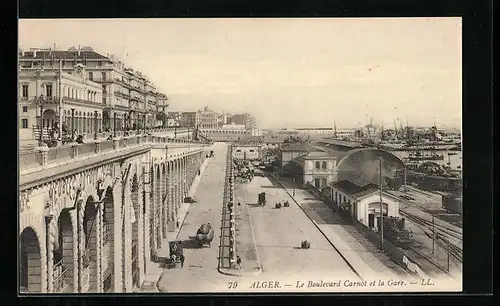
(315, 161), (321, 169)
(21, 118), (28, 128)
(322, 161), (327, 169)
(46, 84), (53, 97)
(249, 149), (255, 152)
(321, 178), (327, 187)
(22, 106), (28, 113)
(88, 72), (93, 81)
(102, 72), (107, 81)
(21, 85), (29, 98)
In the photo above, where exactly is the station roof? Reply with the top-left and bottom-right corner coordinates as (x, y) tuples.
(329, 180), (379, 198)
(281, 143), (325, 152)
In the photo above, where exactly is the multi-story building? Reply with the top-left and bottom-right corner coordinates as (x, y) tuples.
(231, 113), (256, 129)
(19, 46), (168, 133)
(180, 112), (197, 128)
(155, 93), (168, 127)
(19, 63), (103, 146)
(195, 106), (218, 129)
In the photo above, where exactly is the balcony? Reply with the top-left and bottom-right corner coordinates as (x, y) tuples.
(114, 90), (130, 99)
(130, 85), (145, 93)
(113, 78), (132, 89)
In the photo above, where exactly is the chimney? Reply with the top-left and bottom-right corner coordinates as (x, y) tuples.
(77, 45), (81, 56)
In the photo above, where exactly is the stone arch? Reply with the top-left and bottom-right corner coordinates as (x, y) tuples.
(102, 186), (115, 293)
(336, 148), (404, 186)
(130, 173), (140, 287)
(82, 196), (98, 292)
(20, 226), (42, 293)
(53, 208), (75, 292)
(42, 109), (57, 128)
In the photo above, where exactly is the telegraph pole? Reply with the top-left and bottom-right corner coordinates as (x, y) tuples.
(432, 213), (435, 254)
(379, 157), (384, 249)
(447, 238), (450, 272)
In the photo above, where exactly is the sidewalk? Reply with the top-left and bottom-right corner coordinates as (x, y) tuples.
(137, 157), (211, 292)
(218, 183), (262, 277)
(273, 176), (407, 280)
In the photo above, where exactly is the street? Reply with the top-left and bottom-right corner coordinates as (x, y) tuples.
(236, 175), (359, 280)
(156, 142), (231, 292)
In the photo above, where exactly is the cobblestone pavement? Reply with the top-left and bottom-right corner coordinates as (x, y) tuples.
(156, 142), (231, 292)
(242, 175), (359, 282)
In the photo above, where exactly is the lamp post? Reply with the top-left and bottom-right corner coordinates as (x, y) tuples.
(36, 95), (47, 146)
(293, 177), (296, 197)
(71, 108), (75, 140)
(113, 112), (117, 136)
(94, 111), (98, 140)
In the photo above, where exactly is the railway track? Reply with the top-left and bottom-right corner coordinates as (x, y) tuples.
(400, 211), (462, 241)
(400, 211), (463, 263)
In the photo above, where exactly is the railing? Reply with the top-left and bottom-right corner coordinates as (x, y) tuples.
(118, 138), (127, 148)
(77, 142), (95, 156)
(53, 260), (68, 293)
(47, 146), (73, 162)
(20, 130), (210, 171)
(20, 151), (41, 169)
(100, 140), (114, 152)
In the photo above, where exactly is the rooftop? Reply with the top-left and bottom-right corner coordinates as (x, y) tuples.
(281, 143), (325, 152)
(19, 49), (110, 60)
(329, 180), (380, 199)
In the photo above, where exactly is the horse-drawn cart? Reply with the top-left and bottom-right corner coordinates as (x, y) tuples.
(195, 223), (214, 247)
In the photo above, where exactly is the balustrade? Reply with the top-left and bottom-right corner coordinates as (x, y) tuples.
(20, 132), (210, 171)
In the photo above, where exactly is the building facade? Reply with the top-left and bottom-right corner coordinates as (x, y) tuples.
(18, 46), (168, 134)
(180, 112), (196, 127)
(232, 145), (262, 160)
(230, 113), (256, 129)
(195, 107), (218, 129)
(19, 64), (104, 145)
(326, 180), (400, 230)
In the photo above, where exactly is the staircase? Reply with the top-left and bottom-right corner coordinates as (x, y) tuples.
(32, 125), (69, 142)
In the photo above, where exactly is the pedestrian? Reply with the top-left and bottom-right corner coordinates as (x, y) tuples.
(176, 219), (180, 229)
(180, 254), (185, 268)
(236, 255), (242, 269)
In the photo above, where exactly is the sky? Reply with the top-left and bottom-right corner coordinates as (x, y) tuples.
(19, 18), (462, 129)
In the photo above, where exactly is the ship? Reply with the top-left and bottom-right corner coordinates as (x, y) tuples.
(408, 151), (445, 161)
(397, 162), (462, 193)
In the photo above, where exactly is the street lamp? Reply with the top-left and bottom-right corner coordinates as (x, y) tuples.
(94, 111), (98, 140)
(35, 94), (47, 146)
(293, 178), (296, 197)
(71, 108), (75, 140)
